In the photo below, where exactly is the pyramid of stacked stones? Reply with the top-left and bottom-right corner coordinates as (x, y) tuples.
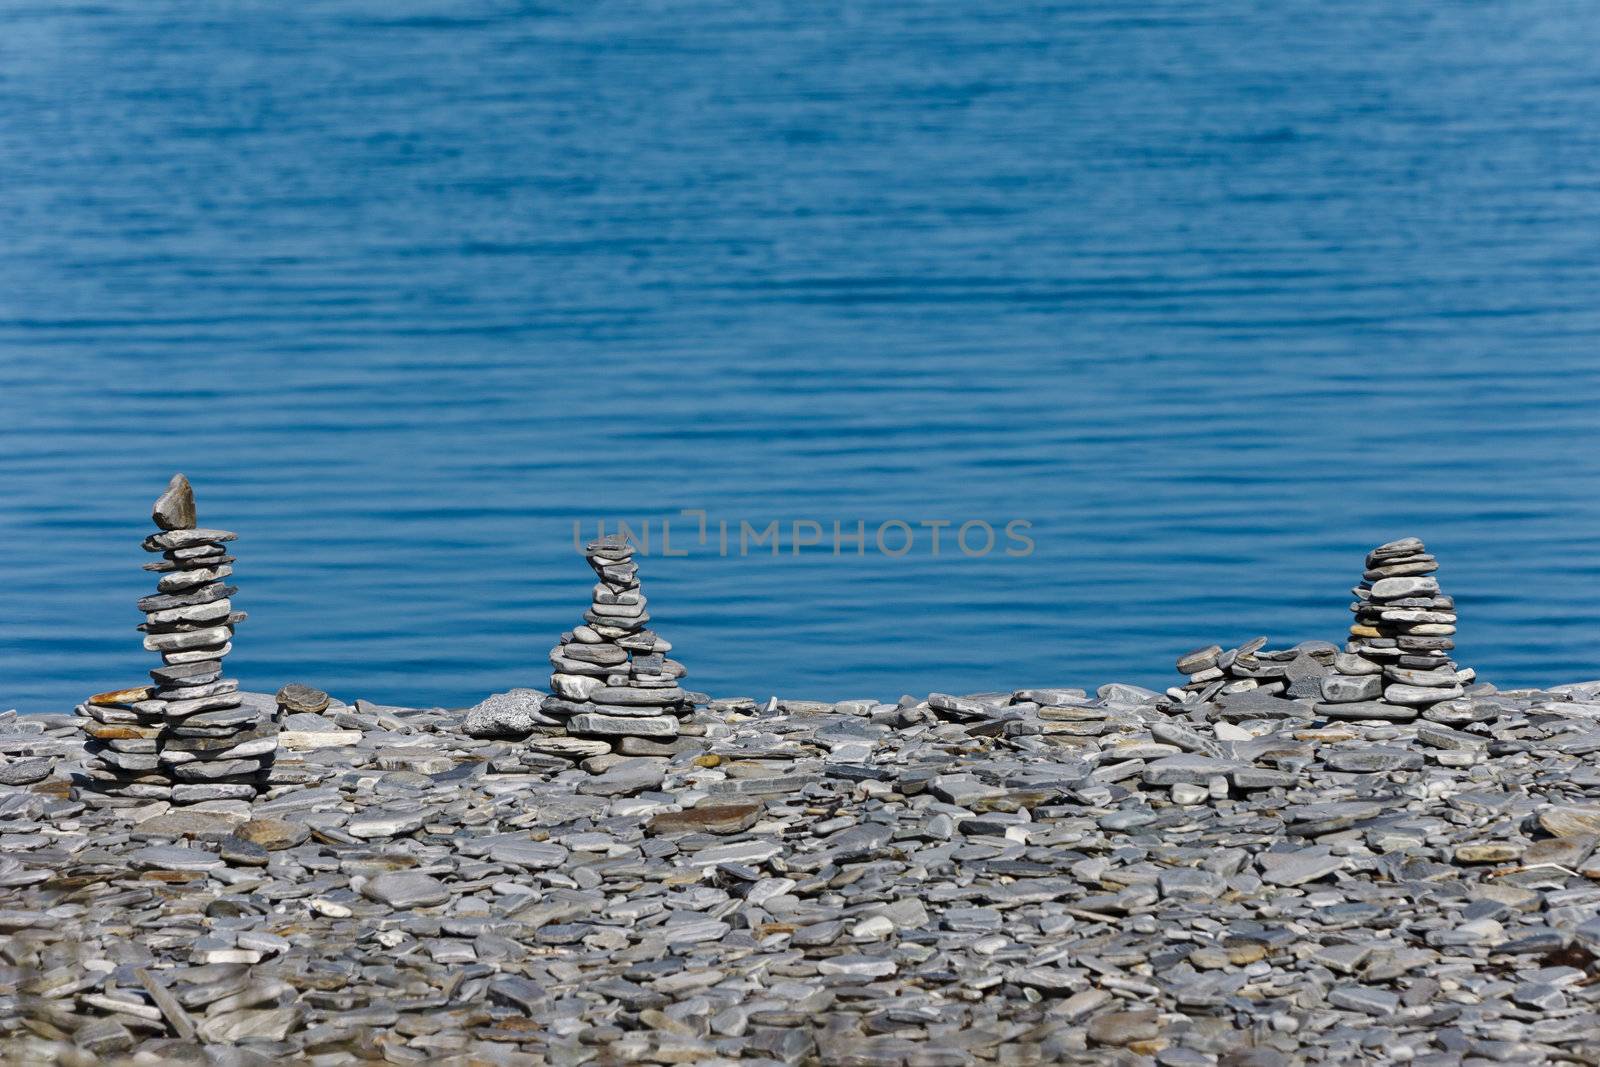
(541, 535), (690, 745)
(1320, 536), (1473, 710)
(74, 474), (276, 807)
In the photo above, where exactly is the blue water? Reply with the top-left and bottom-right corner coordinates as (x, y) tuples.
(4, 1), (1600, 712)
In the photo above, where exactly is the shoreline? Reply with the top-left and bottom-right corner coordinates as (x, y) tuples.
(4, 675), (1600, 1062)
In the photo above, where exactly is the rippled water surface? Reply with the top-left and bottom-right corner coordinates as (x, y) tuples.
(4, 1), (1600, 711)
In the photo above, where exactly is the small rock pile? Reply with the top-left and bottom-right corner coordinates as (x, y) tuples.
(1322, 536), (1474, 713)
(541, 535), (692, 748)
(73, 474), (276, 807)
(1173, 538), (1476, 722)
(1172, 637), (1337, 703)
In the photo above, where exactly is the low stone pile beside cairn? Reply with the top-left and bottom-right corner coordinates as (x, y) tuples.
(1172, 537), (1475, 718)
(541, 534), (692, 748)
(73, 474), (277, 807)
(1172, 637), (1338, 702)
(1320, 535), (1473, 711)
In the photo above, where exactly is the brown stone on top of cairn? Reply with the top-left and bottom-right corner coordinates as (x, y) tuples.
(152, 472), (196, 531)
(542, 535), (691, 746)
(1318, 537), (1474, 711)
(73, 474), (277, 808)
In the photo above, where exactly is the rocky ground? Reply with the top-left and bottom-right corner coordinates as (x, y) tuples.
(4, 670), (1600, 1066)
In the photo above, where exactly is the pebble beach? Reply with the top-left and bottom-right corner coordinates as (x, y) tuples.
(5, 668), (1600, 1065)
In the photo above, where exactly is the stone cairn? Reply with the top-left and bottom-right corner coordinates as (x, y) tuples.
(541, 534), (691, 747)
(1172, 537), (1475, 713)
(1321, 536), (1473, 710)
(74, 474), (277, 807)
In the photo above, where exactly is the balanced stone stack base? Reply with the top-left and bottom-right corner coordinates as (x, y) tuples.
(73, 474), (278, 808)
(541, 535), (691, 749)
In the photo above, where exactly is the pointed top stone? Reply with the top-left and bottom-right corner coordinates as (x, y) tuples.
(153, 474), (196, 531)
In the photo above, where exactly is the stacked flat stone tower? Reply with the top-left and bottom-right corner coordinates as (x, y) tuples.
(542, 534), (690, 746)
(75, 474), (276, 807)
(1321, 536), (1473, 711)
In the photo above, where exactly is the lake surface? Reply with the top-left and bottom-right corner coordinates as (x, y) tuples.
(3, 1), (1599, 712)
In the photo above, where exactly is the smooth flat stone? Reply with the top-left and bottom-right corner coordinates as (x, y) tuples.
(172, 782), (257, 802)
(1367, 537), (1425, 560)
(347, 810), (426, 839)
(649, 802), (764, 836)
(526, 737), (612, 759)
(88, 686), (153, 707)
(153, 678), (239, 703)
(155, 567), (234, 593)
(361, 872), (452, 909)
(591, 686), (687, 707)
(1259, 847), (1345, 886)
(567, 701), (675, 718)
(1539, 806), (1600, 838)
(143, 528), (238, 550)
(1286, 800), (1386, 835)
(1368, 576), (1440, 600)
(172, 705), (255, 729)
(169, 757), (263, 780)
(0, 757), (54, 785)
(134, 809), (249, 836)
(550, 673), (605, 701)
(1320, 674), (1382, 703)
(236, 818), (311, 850)
(218, 835), (270, 867)
(139, 584), (237, 614)
(1323, 746), (1423, 773)
(1327, 985), (1400, 1015)
(1176, 645), (1222, 675)
(685, 840), (782, 867)
(1379, 609), (1456, 625)
(1384, 683), (1464, 705)
(144, 599), (232, 627)
(1455, 842), (1522, 864)
(1319, 701), (1419, 721)
(196, 1006), (302, 1044)
(1384, 665), (1462, 687)
(568, 712), (679, 738)
(1142, 754), (1243, 786)
(577, 756), (666, 796)
(163, 643), (231, 667)
(130, 845), (224, 873)
(484, 837), (569, 869)
(1086, 1009), (1161, 1047)
(161, 691), (245, 717)
(278, 729), (361, 751)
